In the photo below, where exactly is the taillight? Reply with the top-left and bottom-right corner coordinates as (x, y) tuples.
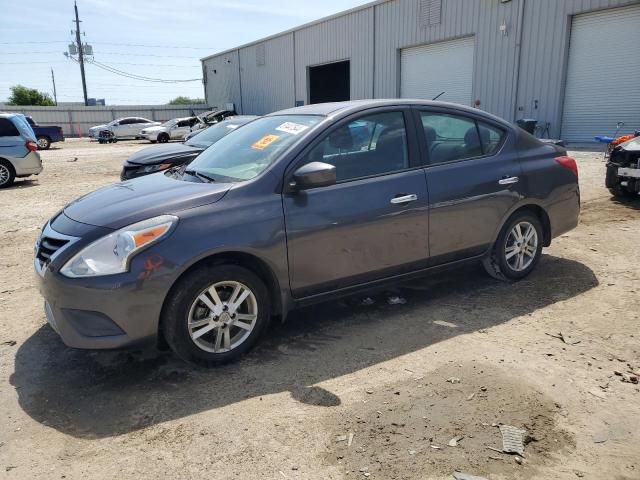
(26, 141), (38, 152)
(555, 156), (578, 178)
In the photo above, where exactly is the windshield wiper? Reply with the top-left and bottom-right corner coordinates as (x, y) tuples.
(184, 169), (216, 183)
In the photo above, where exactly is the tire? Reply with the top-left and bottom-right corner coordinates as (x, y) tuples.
(608, 186), (635, 198)
(36, 136), (51, 150)
(0, 160), (16, 188)
(150, 140), (157, 144)
(158, 133), (169, 144)
(482, 212), (543, 282)
(162, 264), (271, 366)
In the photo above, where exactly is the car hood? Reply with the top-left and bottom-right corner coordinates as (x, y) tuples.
(619, 137), (640, 152)
(64, 173), (231, 229)
(127, 143), (204, 165)
(90, 124), (108, 131)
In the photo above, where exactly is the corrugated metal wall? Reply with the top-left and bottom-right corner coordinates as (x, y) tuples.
(294, 7), (375, 103)
(204, 50), (241, 112)
(517, 0), (640, 138)
(202, 0), (639, 140)
(239, 34), (295, 115)
(0, 104), (211, 137)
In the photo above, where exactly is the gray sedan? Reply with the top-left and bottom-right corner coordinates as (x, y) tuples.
(35, 100), (580, 365)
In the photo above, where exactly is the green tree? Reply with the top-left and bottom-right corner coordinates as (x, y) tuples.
(168, 96), (205, 105)
(7, 85), (55, 106)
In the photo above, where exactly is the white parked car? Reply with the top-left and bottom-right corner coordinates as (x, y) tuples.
(140, 117), (199, 143)
(88, 117), (160, 139)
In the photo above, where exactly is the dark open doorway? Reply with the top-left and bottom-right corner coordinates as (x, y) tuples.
(308, 60), (350, 104)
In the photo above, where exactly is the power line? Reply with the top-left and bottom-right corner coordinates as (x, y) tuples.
(0, 40), (215, 50)
(85, 58), (202, 83)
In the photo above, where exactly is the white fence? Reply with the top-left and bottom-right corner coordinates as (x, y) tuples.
(0, 104), (215, 137)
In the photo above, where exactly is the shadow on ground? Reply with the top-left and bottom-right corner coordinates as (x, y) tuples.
(10, 255), (598, 439)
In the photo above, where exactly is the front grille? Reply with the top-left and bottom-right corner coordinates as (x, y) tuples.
(37, 236), (69, 264)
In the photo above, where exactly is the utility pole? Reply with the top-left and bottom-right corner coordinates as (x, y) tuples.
(51, 68), (58, 106)
(74, 1), (88, 106)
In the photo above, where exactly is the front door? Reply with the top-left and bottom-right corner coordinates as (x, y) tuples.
(414, 108), (522, 264)
(283, 109), (429, 298)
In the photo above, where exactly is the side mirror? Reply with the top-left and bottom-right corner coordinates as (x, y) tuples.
(288, 162), (336, 192)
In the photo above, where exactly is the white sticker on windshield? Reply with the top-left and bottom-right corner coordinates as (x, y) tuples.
(276, 122), (309, 135)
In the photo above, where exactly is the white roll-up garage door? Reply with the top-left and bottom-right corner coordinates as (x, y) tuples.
(400, 36), (475, 107)
(561, 5), (640, 143)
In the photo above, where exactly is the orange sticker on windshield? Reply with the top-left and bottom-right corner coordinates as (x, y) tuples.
(252, 134), (280, 150)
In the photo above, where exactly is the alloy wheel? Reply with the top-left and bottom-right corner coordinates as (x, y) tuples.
(505, 221), (538, 272)
(0, 164), (10, 186)
(187, 281), (258, 353)
(37, 137), (49, 149)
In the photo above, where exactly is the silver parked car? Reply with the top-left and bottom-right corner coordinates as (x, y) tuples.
(0, 113), (43, 188)
(140, 117), (199, 143)
(88, 117), (160, 139)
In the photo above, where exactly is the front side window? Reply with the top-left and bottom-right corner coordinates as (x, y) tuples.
(302, 111), (408, 182)
(420, 112), (505, 164)
(185, 115), (322, 183)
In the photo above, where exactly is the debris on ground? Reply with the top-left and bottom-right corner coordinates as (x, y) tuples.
(447, 377), (461, 384)
(335, 435), (347, 443)
(448, 436), (463, 447)
(499, 425), (527, 456)
(467, 393), (476, 401)
(452, 472), (488, 480)
(546, 331), (581, 345)
(588, 388), (607, 399)
(1, 340), (17, 346)
(515, 456), (523, 465)
(387, 296), (407, 305)
(593, 430), (608, 444)
(360, 297), (375, 306)
(347, 432), (354, 447)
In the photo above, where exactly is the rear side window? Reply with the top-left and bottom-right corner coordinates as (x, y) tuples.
(303, 111), (409, 182)
(0, 118), (20, 137)
(477, 121), (505, 155)
(420, 112), (505, 164)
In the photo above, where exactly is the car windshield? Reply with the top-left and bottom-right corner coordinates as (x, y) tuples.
(185, 120), (252, 148)
(185, 115), (322, 183)
(162, 120), (177, 128)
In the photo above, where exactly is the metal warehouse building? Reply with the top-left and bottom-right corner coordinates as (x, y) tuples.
(201, 0), (640, 143)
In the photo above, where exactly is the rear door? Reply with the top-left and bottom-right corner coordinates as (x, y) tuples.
(413, 108), (521, 264)
(283, 108), (430, 298)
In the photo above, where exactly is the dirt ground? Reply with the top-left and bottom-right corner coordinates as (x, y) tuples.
(0, 139), (638, 480)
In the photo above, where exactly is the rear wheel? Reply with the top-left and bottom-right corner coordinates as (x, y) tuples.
(483, 212), (543, 282)
(158, 133), (169, 143)
(36, 136), (51, 150)
(0, 160), (15, 188)
(162, 264), (270, 366)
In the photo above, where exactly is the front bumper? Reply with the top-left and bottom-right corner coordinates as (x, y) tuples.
(34, 221), (172, 350)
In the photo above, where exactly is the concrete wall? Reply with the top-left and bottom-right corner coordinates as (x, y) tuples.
(202, 0), (638, 138)
(0, 104), (212, 137)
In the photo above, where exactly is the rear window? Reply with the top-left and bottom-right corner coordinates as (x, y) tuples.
(0, 118), (20, 137)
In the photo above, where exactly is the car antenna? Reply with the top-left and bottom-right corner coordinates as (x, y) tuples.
(432, 92), (445, 101)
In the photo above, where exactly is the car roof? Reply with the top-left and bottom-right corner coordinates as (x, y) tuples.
(269, 99), (512, 128)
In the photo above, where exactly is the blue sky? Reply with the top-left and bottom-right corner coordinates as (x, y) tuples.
(0, 0), (371, 105)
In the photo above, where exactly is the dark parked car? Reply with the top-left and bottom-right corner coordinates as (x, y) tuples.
(25, 116), (65, 150)
(120, 116), (257, 180)
(35, 100), (580, 365)
(606, 134), (640, 197)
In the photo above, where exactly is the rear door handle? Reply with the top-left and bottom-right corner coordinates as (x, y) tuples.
(499, 176), (519, 186)
(390, 194), (418, 205)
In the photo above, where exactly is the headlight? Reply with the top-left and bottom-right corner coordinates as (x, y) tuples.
(142, 163), (172, 173)
(60, 215), (177, 278)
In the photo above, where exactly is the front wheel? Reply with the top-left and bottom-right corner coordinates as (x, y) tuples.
(162, 264), (270, 366)
(483, 213), (543, 282)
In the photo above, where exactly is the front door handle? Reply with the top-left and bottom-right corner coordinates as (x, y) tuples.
(499, 176), (519, 186)
(390, 194), (418, 205)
